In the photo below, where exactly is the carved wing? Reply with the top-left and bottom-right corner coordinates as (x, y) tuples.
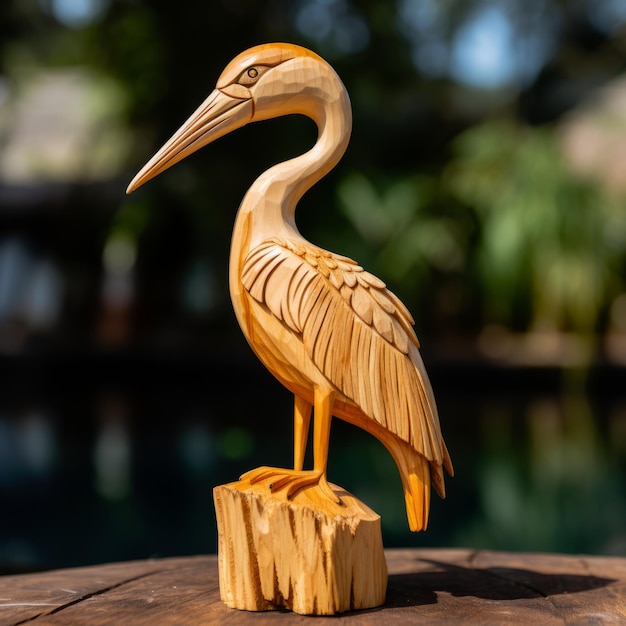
(241, 237), (449, 468)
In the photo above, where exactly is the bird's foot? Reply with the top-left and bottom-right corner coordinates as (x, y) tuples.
(240, 466), (342, 504)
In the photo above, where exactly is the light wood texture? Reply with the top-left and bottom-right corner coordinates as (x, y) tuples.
(127, 42), (453, 613)
(213, 477), (387, 614)
(127, 40), (452, 532)
(2, 549), (625, 624)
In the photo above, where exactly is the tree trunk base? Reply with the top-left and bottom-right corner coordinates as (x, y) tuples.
(213, 474), (388, 615)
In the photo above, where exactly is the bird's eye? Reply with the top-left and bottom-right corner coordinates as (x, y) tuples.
(238, 65), (268, 86)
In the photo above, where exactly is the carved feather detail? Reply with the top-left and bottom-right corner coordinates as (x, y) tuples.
(127, 42), (453, 536)
(241, 237), (451, 474)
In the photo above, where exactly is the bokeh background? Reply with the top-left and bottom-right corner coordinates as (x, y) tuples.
(1, 0), (625, 574)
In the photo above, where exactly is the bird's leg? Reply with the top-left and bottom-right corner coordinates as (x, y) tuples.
(312, 387), (332, 474)
(311, 385), (340, 502)
(293, 395), (312, 471)
(240, 386), (341, 504)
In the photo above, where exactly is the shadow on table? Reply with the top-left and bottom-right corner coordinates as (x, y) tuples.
(385, 559), (615, 607)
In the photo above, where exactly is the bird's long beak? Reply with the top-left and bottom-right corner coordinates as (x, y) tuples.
(126, 88), (253, 194)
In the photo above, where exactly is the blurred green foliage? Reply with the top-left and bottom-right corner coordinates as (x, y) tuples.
(1, 0), (625, 350)
(446, 119), (626, 334)
(338, 173), (468, 282)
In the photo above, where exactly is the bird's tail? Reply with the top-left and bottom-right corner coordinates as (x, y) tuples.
(385, 439), (432, 532)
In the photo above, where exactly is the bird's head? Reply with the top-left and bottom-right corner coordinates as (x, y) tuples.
(127, 43), (339, 194)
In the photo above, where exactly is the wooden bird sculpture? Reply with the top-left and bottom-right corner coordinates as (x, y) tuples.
(127, 43), (453, 533)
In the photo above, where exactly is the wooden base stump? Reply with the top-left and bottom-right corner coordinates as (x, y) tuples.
(213, 475), (388, 615)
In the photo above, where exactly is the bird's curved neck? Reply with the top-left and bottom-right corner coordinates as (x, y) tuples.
(235, 84), (352, 249)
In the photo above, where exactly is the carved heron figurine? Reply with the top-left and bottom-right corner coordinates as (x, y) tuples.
(127, 43), (453, 532)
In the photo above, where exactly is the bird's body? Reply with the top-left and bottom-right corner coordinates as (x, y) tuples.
(128, 43), (452, 532)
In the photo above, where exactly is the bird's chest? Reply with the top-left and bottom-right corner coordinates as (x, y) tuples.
(235, 289), (322, 401)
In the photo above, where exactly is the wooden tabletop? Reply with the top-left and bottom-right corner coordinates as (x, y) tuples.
(1, 548), (624, 624)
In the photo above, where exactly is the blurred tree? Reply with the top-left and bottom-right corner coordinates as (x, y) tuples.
(446, 118), (626, 336)
(0, 0), (625, 349)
